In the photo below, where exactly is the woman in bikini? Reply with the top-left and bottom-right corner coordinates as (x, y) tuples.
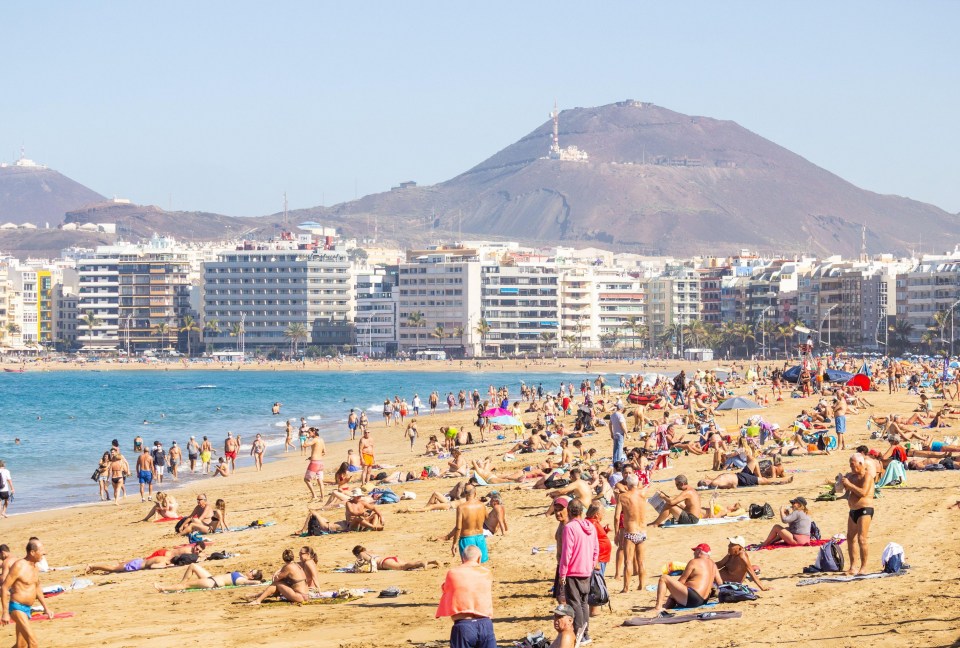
(141, 491), (179, 522)
(351, 545), (437, 571)
(247, 549), (310, 604)
(154, 565), (263, 592)
(298, 546), (320, 589)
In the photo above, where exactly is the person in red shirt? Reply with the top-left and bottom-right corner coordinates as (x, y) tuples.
(586, 502), (611, 619)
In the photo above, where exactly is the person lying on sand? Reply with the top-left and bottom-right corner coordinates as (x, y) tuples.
(697, 469), (793, 490)
(246, 549), (309, 605)
(351, 545), (438, 571)
(86, 542), (206, 574)
(154, 564), (263, 592)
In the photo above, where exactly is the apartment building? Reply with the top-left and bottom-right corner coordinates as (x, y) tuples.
(76, 255), (120, 350)
(481, 263), (559, 356)
(355, 265), (398, 357)
(595, 268), (645, 351)
(896, 258), (960, 345)
(203, 246), (355, 351)
(645, 264), (701, 347)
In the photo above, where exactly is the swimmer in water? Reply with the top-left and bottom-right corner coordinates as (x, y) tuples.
(14, 438), (20, 445)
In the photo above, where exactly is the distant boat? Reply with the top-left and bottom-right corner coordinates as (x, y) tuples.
(3, 368), (25, 373)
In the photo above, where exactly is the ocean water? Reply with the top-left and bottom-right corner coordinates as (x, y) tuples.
(0, 369), (613, 513)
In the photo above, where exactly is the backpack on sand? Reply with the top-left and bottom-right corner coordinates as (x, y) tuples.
(805, 540), (844, 572)
(749, 503), (774, 520)
(588, 569), (610, 608)
(718, 582), (758, 603)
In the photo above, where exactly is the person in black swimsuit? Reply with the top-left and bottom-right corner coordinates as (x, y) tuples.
(842, 453), (877, 575)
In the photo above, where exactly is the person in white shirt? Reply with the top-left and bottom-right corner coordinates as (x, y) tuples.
(0, 460), (14, 518)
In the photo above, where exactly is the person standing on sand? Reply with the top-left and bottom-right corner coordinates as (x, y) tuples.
(614, 474), (647, 593)
(429, 391), (439, 414)
(833, 391), (848, 451)
(200, 436), (213, 474)
(1, 539), (55, 643)
(359, 429), (375, 486)
(557, 498), (598, 644)
(284, 420), (295, 453)
(842, 453), (876, 575)
(0, 461), (14, 517)
(136, 448), (155, 502)
(187, 436), (200, 473)
(108, 449), (127, 504)
(152, 441), (167, 485)
(435, 545), (497, 648)
(303, 428), (326, 500)
(406, 419), (419, 451)
(450, 484), (488, 562)
(250, 433), (266, 471)
(223, 432), (239, 473)
(348, 409), (359, 440)
(168, 441), (182, 480)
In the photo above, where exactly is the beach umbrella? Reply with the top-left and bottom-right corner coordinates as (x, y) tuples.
(715, 396), (763, 426)
(858, 361), (871, 377)
(489, 415), (522, 427)
(482, 407), (511, 418)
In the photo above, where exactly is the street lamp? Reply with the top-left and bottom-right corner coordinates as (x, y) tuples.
(820, 304), (838, 349)
(758, 306), (772, 359)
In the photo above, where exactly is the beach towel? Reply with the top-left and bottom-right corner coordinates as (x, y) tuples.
(153, 517), (183, 523)
(797, 570), (907, 586)
(747, 538), (834, 552)
(29, 612), (74, 622)
(877, 461), (906, 488)
(623, 610), (740, 626)
(662, 516), (749, 528)
(222, 522), (276, 532)
(162, 580), (271, 594)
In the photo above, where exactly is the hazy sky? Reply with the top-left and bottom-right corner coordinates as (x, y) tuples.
(2, 2), (958, 216)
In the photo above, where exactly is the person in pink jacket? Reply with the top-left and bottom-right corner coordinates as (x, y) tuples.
(557, 498), (599, 644)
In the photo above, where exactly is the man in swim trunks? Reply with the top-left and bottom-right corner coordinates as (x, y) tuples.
(358, 429), (375, 486)
(715, 536), (768, 590)
(187, 436), (200, 473)
(345, 489), (384, 531)
(136, 448), (155, 502)
(842, 452), (876, 575)
(303, 428), (326, 500)
(347, 409), (358, 440)
(168, 440), (182, 480)
(1, 539), (54, 642)
(833, 391), (848, 451)
(451, 484), (488, 563)
(85, 542), (206, 574)
(483, 492), (508, 536)
(200, 436), (213, 475)
(651, 543), (722, 617)
(223, 432), (238, 473)
(649, 474), (701, 527)
(614, 474), (647, 593)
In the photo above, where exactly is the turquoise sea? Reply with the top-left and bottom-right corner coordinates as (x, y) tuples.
(0, 369), (612, 513)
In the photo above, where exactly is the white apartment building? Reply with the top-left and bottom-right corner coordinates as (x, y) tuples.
(645, 264), (701, 349)
(557, 266), (600, 351)
(481, 263), (559, 356)
(595, 268), (646, 352)
(396, 247), (481, 357)
(203, 247), (355, 351)
(76, 255), (121, 350)
(355, 265), (398, 357)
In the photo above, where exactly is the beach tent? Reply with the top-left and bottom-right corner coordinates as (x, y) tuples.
(847, 374), (870, 391)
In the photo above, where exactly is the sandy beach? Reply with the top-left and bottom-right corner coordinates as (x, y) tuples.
(1, 361), (959, 648)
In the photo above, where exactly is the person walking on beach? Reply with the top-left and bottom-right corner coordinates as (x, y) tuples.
(359, 429), (375, 486)
(1, 539), (55, 644)
(609, 403), (628, 464)
(223, 432), (239, 473)
(200, 436), (213, 474)
(284, 420), (295, 453)
(615, 474), (647, 593)
(108, 449), (127, 504)
(0, 461), (14, 518)
(137, 448), (155, 502)
(168, 441), (182, 480)
(429, 391), (439, 414)
(251, 433), (266, 471)
(304, 429), (326, 500)
(406, 419), (419, 451)
(412, 393), (422, 416)
(187, 436), (200, 473)
(435, 545), (497, 648)
(557, 498), (599, 643)
(152, 441), (167, 485)
(450, 484), (488, 562)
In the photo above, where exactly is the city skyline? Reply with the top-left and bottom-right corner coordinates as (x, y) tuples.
(2, 2), (958, 216)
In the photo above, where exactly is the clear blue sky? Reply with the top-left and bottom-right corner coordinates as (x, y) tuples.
(2, 1), (958, 216)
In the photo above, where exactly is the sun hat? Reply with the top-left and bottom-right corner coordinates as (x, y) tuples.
(350, 488), (364, 497)
(727, 536), (746, 548)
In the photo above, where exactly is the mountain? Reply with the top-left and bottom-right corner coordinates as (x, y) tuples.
(315, 101), (960, 256)
(0, 164), (105, 226)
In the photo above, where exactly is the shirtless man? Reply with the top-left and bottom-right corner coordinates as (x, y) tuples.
(1, 539), (54, 643)
(85, 542), (206, 574)
(614, 474), (647, 593)
(715, 536), (768, 591)
(168, 441), (182, 480)
(187, 436), (200, 473)
(450, 484), (488, 563)
(347, 409), (359, 441)
(175, 493), (213, 534)
(358, 429), (375, 486)
(200, 436), (214, 474)
(303, 428), (326, 500)
(223, 432), (239, 473)
(651, 543), (722, 616)
(483, 492), (508, 536)
(833, 391), (848, 451)
(650, 474), (701, 527)
(546, 469), (593, 505)
(136, 448), (155, 502)
(842, 453), (876, 575)
(345, 489), (383, 531)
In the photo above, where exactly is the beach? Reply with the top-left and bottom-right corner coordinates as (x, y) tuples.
(1, 362), (958, 648)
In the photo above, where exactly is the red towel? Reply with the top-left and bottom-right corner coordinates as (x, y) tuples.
(746, 538), (832, 551)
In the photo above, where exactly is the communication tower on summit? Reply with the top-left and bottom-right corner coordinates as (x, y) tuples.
(546, 101), (588, 162)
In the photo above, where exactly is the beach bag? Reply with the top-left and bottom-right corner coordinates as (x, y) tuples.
(518, 631), (549, 648)
(749, 503), (774, 520)
(377, 490), (400, 504)
(90, 467), (102, 482)
(171, 553), (199, 566)
(588, 569), (610, 607)
(810, 520), (821, 541)
(718, 582), (758, 603)
(881, 542), (905, 573)
(544, 475), (569, 489)
(811, 540), (844, 572)
(307, 516), (324, 537)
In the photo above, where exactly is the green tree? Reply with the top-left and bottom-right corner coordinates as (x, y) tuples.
(79, 313), (99, 348)
(407, 311), (426, 350)
(180, 315), (201, 357)
(284, 322), (310, 356)
(153, 321), (170, 352)
(453, 326), (465, 352)
(431, 323), (446, 348)
(474, 318), (491, 356)
(229, 321), (244, 351)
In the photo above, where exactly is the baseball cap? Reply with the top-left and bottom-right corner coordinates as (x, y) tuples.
(789, 496), (808, 507)
(691, 543), (711, 554)
(552, 496), (570, 509)
(350, 488), (364, 497)
(727, 536), (746, 548)
(552, 603), (576, 618)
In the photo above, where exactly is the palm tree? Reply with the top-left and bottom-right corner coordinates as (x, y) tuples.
(229, 322), (244, 351)
(474, 318), (491, 356)
(539, 331), (557, 355)
(889, 319), (913, 355)
(453, 326), (465, 353)
(153, 321), (170, 352)
(633, 323), (649, 351)
(775, 324), (794, 358)
(600, 330), (620, 352)
(79, 313), (99, 349)
(180, 315), (200, 357)
(284, 322), (309, 356)
(562, 334), (577, 354)
(920, 329), (937, 353)
(407, 311), (426, 351)
(430, 323), (445, 349)
(624, 315), (641, 349)
(932, 309), (951, 350)
(731, 322), (756, 358)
